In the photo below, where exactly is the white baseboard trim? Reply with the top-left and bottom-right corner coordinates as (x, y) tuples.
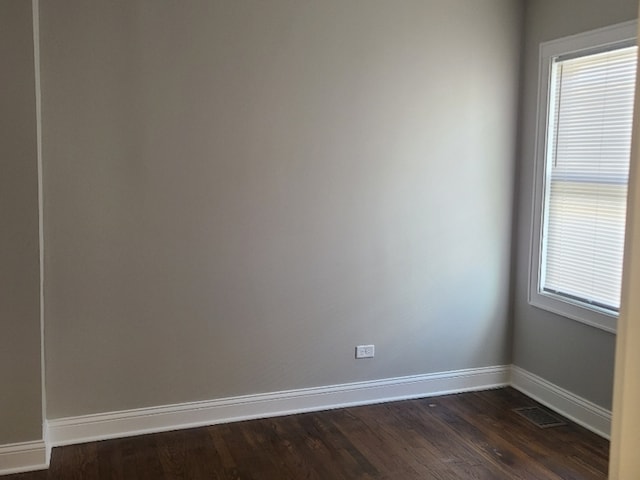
(0, 441), (48, 476)
(47, 365), (509, 447)
(510, 365), (612, 439)
(3, 364), (613, 475)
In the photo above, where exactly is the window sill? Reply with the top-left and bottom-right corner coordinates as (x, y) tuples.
(528, 291), (617, 334)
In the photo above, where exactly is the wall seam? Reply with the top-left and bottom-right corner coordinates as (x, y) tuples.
(31, 0), (47, 462)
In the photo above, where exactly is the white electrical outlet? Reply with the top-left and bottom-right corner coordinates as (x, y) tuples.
(355, 344), (375, 359)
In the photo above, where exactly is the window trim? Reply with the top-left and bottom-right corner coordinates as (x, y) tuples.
(528, 20), (638, 334)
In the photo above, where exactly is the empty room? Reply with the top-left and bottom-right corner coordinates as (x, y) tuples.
(2, 0), (640, 478)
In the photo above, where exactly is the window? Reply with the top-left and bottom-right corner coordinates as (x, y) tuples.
(529, 21), (638, 333)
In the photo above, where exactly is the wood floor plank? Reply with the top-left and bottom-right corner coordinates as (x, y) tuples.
(5, 388), (608, 479)
(426, 394), (564, 479)
(330, 407), (426, 478)
(469, 389), (609, 478)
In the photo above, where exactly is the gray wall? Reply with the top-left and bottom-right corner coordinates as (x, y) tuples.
(512, 0), (638, 410)
(40, 0), (522, 419)
(0, 0), (43, 443)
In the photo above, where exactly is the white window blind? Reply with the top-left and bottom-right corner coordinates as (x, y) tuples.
(540, 45), (637, 313)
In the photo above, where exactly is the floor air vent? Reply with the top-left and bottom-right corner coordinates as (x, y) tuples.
(513, 407), (567, 428)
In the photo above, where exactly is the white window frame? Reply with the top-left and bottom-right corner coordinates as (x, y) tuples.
(529, 20), (638, 334)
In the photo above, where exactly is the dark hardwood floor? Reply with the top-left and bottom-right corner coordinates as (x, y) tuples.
(7, 388), (609, 479)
